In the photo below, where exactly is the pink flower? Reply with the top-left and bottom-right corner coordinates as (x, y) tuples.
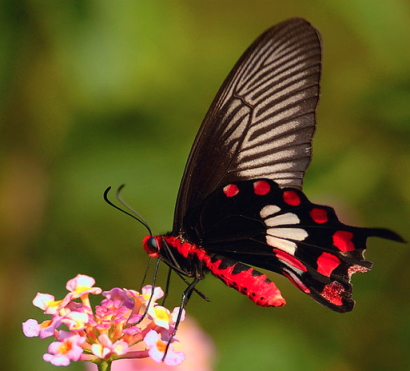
(144, 330), (185, 366)
(171, 306), (185, 320)
(124, 285), (165, 325)
(102, 288), (134, 309)
(61, 311), (89, 331)
(66, 274), (102, 298)
(91, 334), (129, 359)
(22, 316), (62, 339)
(43, 331), (86, 366)
(23, 274), (188, 368)
(22, 319), (41, 337)
(148, 306), (172, 330)
(142, 286), (164, 302)
(32, 293), (61, 314)
(87, 316), (215, 371)
(125, 285), (163, 308)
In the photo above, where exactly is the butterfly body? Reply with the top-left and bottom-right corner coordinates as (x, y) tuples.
(141, 18), (404, 314)
(144, 233), (286, 308)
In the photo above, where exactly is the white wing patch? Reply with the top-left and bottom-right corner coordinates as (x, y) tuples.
(265, 212), (300, 226)
(261, 207), (308, 255)
(266, 236), (297, 255)
(260, 205), (281, 218)
(268, 227), (308, 241)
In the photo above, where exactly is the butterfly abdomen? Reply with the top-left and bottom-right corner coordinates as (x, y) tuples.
(202, 255), (286, 307)
(158, 234), (285, 307)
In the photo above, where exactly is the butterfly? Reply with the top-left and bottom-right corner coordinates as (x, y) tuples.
(138, 18), (404, 315)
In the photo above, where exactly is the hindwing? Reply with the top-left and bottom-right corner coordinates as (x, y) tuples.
(183, 179), (403, 312)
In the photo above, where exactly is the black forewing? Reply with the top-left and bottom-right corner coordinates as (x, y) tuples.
(173, 18), (322, 234)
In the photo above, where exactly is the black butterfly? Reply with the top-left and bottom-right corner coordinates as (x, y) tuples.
(138, 18), (404, 314)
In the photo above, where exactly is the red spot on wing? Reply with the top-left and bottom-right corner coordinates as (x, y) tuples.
(317, 252), (341, 277)
(333, 230), (355, 252)
(253, 180), (270, 195)
(348, 264), (368, 278)
(310, 208), (328, 224)
(223, 184), (239, 197)
(282, 270), (311, 293)
(273, 248), (307, 272)
(283, 190), (300, 206)
(321, 282), (344, 306)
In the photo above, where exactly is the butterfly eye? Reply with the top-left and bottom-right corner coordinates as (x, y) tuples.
(146, 236), (159, 252)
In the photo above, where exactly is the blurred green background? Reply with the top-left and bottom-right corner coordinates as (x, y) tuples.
(1, 1), (410, 370)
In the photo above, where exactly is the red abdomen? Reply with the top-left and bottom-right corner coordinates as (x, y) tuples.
(144, 234), (285, 308)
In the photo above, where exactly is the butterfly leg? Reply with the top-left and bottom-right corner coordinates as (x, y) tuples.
(133, 258), (161, 325)
(161, 267), (172, 306)
(162, 274), (203, 362)
(161, 266), (210, 306)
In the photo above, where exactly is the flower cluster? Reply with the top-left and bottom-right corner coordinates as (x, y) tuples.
(22, 274), (185, 368)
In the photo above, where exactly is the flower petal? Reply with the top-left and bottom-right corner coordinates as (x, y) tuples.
(22, 319), (40, 337)
(32, 293), (55, 310)
(144, 330), (160, 347)
(163, 350), (186, 366)
(43, 353), (71, 366)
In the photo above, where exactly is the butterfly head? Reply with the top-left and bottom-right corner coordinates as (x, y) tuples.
(143, 235), (161, 258)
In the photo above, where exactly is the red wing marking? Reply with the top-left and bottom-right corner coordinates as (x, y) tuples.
(348, 265), (369, 278)
(273, 248), (307, 272)
(282, 269), (311, 293)
(283, 190), (301, 206)
(333, 230), (355, 252)
(321, 281), (344, 306)
(309, 208), (328, 224)
(253, 180), (271, 195)
(316, 252), (341, 277)
(223, 184), (239, 197)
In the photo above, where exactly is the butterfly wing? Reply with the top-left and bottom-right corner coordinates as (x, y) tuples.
(174, 18), (322, 233)
(183, 179), (404, 312)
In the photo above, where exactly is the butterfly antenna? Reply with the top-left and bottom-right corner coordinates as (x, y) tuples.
(116, 185), (153, 236)
(104, 186), (152, 236)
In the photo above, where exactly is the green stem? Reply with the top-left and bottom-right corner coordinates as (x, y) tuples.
(97, 360), (112, 371)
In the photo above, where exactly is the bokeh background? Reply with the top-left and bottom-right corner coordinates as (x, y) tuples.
(1, 1), (410, 370)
